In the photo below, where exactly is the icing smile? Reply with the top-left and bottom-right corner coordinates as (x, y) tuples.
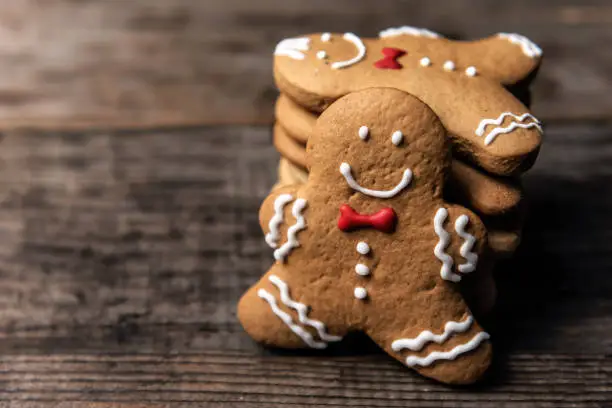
(339, 162), (412, 198)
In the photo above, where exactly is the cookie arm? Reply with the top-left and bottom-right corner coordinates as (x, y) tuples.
(458, 34), (542, 86)
(259, 185), (301, 246)
(444, 205), (488, 278)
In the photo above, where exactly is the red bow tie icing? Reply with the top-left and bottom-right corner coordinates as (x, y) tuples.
(338, 204), (397, 233)
(374, 47), (406, 70)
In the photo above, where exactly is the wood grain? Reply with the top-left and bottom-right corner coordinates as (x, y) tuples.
(0, 122), (609, 406)
(0, 0), (609, 130)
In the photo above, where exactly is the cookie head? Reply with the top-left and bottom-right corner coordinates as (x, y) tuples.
(307, 88), (450, 203)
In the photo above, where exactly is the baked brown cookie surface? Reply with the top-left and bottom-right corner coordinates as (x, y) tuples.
(274, 30), (543, 176)
(240, 88), (493, 384)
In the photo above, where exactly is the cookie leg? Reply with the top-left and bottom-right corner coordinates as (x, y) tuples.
(238, 264), (344, 350)
(366, 287), (492, 384)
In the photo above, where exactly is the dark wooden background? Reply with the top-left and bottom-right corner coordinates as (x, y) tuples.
(0, 1), (609, 406)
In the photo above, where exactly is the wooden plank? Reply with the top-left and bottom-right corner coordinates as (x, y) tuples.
(0, 0), (609, 130)
(0, 353), (609, 407)
(0, 121), (609, 405)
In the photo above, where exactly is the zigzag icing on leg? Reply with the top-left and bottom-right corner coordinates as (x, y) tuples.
(258, 288), (327, 349)
(265, 194), (294, 248)
(454, 215), (478, 273)
(405, 332), (490, 367)
(392, 315), (473, 352)
(269, 275), (342, 342)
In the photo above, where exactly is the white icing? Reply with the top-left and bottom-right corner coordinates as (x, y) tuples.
(358, 126), (369, 140)
(274, 198), (307, 262)
(356, 241), (370, 255)
(475, 112), (543, 146)
(354, 287), (368, 300)
(405, 332), (490, 367)
(269, 275), (342, 342)
(391, 130), (403, 146)
(331, 33), (366, 70)
(265, 194), (294, 248)
(379, 26), (441, 39)
(392, 316), (474, 352)
(339, 162), (412, 199)
(465, 66), (477, 77)
(419, 57), (431, 67)
(454, 215), (478, 273)
(498, 32), (542, 58)
(321, 33), (332, 42)
(433, 208), (461, 282)
(316, 51), (327, 60)
(443, 60), (455, 71)
(275, 37), (311, 60)
(258, 289), (326, 349)
(355, 263), (370, 276)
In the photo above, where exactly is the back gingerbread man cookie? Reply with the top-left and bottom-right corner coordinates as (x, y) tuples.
(238, 88), (493, 384)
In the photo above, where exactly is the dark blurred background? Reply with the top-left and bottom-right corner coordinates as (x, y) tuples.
(0, 0), (609, 131)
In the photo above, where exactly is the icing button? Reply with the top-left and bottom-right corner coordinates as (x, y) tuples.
(419, 57), (431, 67)
(354, 287), (368, 300)
(443, 60), (456, 71)
(356, 241), (370, 255)
(355, 263), (370, 276)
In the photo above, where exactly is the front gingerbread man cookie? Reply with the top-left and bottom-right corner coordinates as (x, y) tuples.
(238, 88), (492, 384)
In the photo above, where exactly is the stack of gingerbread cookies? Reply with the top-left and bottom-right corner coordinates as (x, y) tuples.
(268, 27), (543, 314)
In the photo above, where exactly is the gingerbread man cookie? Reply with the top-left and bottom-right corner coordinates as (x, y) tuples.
(273, 28), (543, 176)
(239, 88), (492, 384)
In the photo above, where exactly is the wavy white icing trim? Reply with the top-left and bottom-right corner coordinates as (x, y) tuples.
(405, 332), (490, 367)
(265, 194), (294, 248)
(269, 275), (342, 342)
(392, 316), (474, 352)
(331, 33), (366, 70)
(257, 289), (327, 349)
(274, 198), (307, 262)
(454, 215), (478, 273)
(379, 26), (441, 39)
(498, 33), (542, 58)
(433, 208), (460, 282)
(339, 162), (412, 199)
(275, 37), (311, 60)
(476, 112), (542, 146)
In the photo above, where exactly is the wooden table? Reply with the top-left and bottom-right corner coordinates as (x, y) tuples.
(0, 1), (609, 406)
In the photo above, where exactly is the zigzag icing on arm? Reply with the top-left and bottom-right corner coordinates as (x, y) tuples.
(379, 26), (442, 39)
(257, 289), (327, 349)
(498, 33), (542, 58)
(275, 37), (311, 60)
(405, 332), (490, 367)
(392, 316), (474, 352)
(454, 215), (478, 273)
(269, 275), (342, 342)
(265, 194), (294, 248)
(475, 112), (542, 146)
(274, 198), (308, 262)
(433, 208), (461, 282)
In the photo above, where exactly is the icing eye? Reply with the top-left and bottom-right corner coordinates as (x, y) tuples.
(391, 130), (403, 146)
(465, 66), (478, 77)
(321, 33), (332, 42)
(358, 126), (369, 140)
(316, 50), (328, 60)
